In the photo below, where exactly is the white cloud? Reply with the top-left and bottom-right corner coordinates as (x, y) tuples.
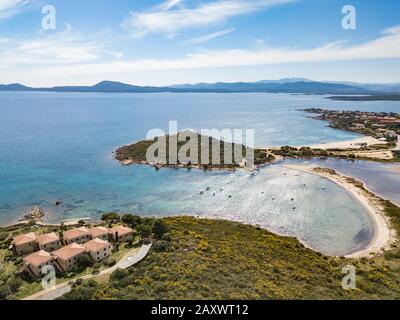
(37, 25), (400, 73)
(186, 28), (235, 45)
(156, 0), (183, 12)
(0, 0), (32, 20)
(122, 0), (295, 37)
(0, 24), (122, 65)
(2, 25), (400, 86)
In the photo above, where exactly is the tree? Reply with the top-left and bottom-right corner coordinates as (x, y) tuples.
(131, 215), (142, 227)
(101, 212), (120, 224)
(153, 219), (170, 239)
(0, 285), (9, 299)
(77, 254), (93, 268)
(137, 224), (152, 238)
(122, 214), (142, 228)
(121, 214), (133, 225)
(7, 278), (22, 294)
(110, 268), (128, 281)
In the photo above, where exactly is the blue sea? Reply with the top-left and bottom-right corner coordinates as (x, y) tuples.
(1, 91), (399, 255)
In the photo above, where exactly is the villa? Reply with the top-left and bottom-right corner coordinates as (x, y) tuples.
(23, 250), (54, 278)
(12, 224), (135, 278)
(63, 226), (91, 245)
(110, 225), (134, 242)
(37, 232), (61, 252)
(89, 226), (110, 241)
(12, 232), (38, 256)
(53, 243), (86, 273)
(83, 238), (112, 262)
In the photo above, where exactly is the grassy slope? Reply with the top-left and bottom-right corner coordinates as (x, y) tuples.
(62, 214), (400, 300)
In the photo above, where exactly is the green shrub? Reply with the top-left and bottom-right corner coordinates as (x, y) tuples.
(153, 219), (170, 239)
(153, 241), (171, 252)
(110, 268), (129, 281)
(106, 258), (116, 267)
(161, 232), (172, 242)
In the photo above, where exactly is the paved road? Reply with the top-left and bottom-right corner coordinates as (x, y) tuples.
(24, 244), (152, 300)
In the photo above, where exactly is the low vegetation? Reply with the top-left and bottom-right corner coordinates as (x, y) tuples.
(62, 211), (400, 300)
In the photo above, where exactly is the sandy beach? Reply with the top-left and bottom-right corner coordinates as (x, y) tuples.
(261, 136), (383, 151)
(283, 164), (396, 258)
(306, 136), (383, 150)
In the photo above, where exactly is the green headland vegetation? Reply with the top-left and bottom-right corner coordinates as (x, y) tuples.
(61, 202), (400, 300)
(115, 132), (275, 170)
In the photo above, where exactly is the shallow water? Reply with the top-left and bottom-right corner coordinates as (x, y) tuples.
(0, 92), (399, 255)
(298, 158), (400, 205)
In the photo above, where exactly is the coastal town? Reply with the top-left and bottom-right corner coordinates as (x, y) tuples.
(303, 108), (400, 142)
(268, 109), (400, 162)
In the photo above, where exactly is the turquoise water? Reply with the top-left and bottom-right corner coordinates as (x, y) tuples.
(1, 92), (399, 255)
(299, 158), (400, 205)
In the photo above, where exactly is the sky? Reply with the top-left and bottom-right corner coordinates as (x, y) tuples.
(0, 0), (400, 86)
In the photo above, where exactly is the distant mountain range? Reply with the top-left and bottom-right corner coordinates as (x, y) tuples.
(1, 79), (399, 95)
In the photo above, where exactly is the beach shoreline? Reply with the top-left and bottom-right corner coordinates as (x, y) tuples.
(283, 163), (396, 258)
(262, 136), (383, 151)
(306, 136), (383, 150)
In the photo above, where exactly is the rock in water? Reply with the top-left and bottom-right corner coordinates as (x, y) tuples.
(24, 206), (46, 221)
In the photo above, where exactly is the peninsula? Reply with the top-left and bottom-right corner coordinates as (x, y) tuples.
(115, 132), (275, 170)
(268, 109), (400, 162)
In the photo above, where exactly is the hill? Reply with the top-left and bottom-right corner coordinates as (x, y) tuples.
(60, 213), (400, 300)
(0, 80), (374, 94)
